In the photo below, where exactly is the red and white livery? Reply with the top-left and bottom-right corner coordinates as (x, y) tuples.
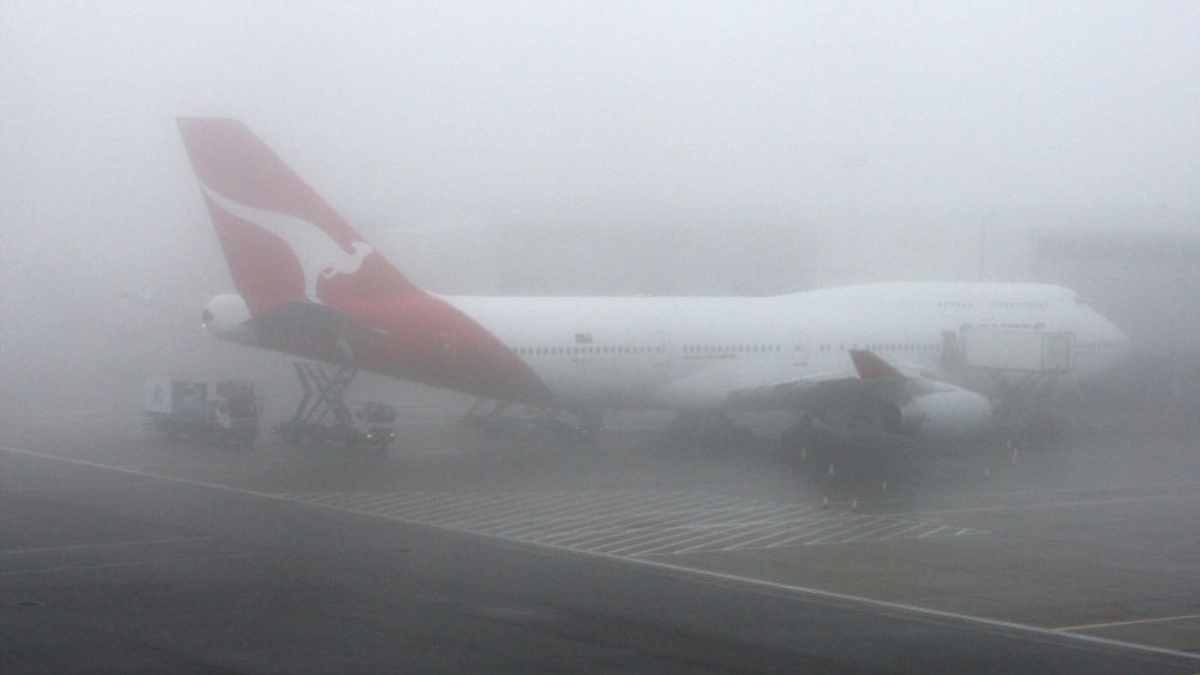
(181, 119), (1130, 440)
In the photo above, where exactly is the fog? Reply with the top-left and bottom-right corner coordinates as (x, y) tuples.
(2, 2), (1199, 403)
(8, 6), (1200, 672)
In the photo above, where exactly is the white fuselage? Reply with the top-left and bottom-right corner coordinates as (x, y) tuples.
(445, 282), (1130, 411)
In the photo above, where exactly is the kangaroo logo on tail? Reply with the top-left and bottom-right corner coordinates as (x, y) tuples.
(201, 184), (372, 305)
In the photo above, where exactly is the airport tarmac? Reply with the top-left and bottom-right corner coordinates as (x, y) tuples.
(2, 413), (1200, 673)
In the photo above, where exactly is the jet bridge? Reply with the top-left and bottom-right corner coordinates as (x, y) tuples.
(945, 326), (1076, 438)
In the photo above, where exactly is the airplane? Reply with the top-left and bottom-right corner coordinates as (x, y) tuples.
(180, 118), (1130, 448)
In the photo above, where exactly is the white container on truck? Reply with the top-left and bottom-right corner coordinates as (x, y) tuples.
(960, 327), (1073, 374)
(143, 377), (260, 447)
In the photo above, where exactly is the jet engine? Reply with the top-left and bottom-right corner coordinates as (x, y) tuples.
(201, 294), (254, 345)
(897, 388), (993, 439)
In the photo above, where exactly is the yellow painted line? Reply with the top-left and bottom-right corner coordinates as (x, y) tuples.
(1058, 613), (1200, 632)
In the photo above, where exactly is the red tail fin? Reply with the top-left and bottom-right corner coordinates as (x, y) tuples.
(177, 118), (415, 315)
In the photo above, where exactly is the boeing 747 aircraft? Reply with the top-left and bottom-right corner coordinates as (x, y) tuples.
(181, 118), (1129, 446)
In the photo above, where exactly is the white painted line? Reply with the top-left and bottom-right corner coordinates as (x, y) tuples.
(549, 497), (750, 549)
(633, 506), (840, 554)
(917, 525), (950, 539)
(715, 522), (827, 553)
(877, 521), (937, 542)
(510, 492), (731, 543)
(764, 515), (870, 549)
(671, 521), (798, 556)
(0, 552), (257, 577)
(1058, 613), (1200, 632)
(0, 536), (212, 557)
(428, 491), (558, 522)
(595, 527), (702, 556)
(440, 491), (577, 528)
(386, 493), (492, 521)
(438, 494), (571, 530)
(2, 444), (1196, 666)
(789, 516), (893, 547)
(317, 492), (392, 509)
(540, 521), (661, 549)
(482, 490), (643, 535)
(394, 492), (513, 522)
(915, 491), (1200, 517)
(348, 492), (439, 511)
(833, 519), (918, 545)
(463, 489), (637, 532)
(633, 512), (800, 557)
(617, 523), (754, 558)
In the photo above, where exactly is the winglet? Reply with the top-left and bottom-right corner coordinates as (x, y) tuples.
(849, 350), (903, 380)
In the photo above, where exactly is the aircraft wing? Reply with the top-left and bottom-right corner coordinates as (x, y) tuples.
(725, 350), (955, 413)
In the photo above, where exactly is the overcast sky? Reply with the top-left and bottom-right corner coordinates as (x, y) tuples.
(5, 1), (1199, 228)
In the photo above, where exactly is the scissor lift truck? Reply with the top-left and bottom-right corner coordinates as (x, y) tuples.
(276, 362), (397, 450)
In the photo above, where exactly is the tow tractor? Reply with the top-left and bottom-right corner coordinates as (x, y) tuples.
(276, 362), (397, 450)
(143, 377), (260, 448)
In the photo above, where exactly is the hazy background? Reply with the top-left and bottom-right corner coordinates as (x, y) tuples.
(2, 1), (1198, 416)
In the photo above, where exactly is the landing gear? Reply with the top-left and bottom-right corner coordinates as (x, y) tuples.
(781, 415), (839, 475)
(461, 400), (599, 448)
(989, 372), (1071, 452)
(664, 411), (756, 452)
(575, 408), (604, 442)
(779, 413), (914, 491)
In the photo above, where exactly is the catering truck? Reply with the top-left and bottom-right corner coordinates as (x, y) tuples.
(144, 377), (260, 448)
